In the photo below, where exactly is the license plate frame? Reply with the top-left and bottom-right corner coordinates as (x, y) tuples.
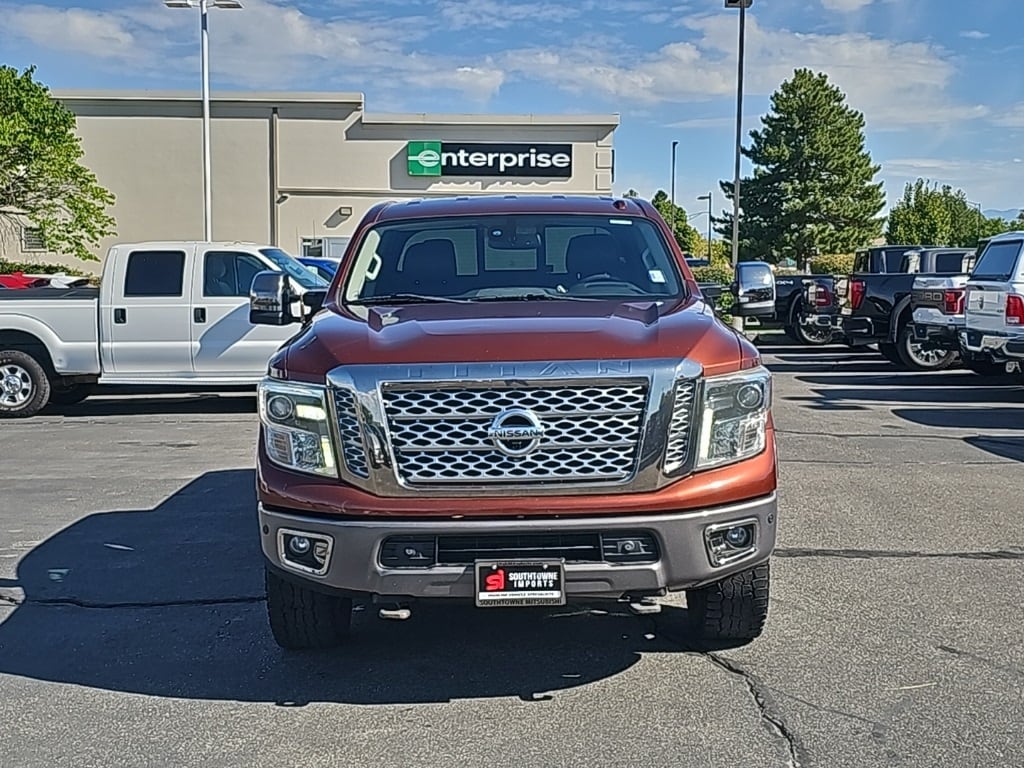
(474, 559), (566, 608)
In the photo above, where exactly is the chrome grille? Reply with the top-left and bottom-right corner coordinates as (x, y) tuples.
(381, 384), (648, 485)
(332, 389), (369, 477)
(663, 380), (696, 473)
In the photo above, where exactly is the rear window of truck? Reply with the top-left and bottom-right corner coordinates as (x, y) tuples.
(123, 250), (186, 297)
(972, 240), (1023, 282)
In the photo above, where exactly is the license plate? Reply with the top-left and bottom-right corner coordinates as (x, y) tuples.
(474, 560), (565, 607)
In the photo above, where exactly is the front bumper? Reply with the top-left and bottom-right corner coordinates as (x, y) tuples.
(259, 492), (778, 600)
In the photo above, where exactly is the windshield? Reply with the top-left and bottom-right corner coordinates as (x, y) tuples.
(971, 240), (1023, 282)
(342, 214), (685, 304)
(259, 247), (329, 290)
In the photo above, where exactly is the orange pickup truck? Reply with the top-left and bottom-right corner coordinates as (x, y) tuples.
(248, 194), (779, 650)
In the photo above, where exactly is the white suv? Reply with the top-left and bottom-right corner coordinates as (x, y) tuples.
(962, 231), (1024, 371)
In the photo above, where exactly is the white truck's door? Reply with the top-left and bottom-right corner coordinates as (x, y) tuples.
(189, 246), (305, 379)
(100, 244), (195, 377)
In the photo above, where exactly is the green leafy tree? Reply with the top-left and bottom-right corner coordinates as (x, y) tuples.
(886, 178), (1018, 247)
(650, 189), (700, 252)
(0, 65), (115, 261)
(716, 68), (885, 264)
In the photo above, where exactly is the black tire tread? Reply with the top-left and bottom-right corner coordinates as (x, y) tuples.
(265, 569), (352, 650)
(687, 562), (770, 646)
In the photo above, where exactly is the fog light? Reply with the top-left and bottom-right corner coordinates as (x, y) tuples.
(278, 529), (333, 576)
(725, 526), (751, 548)
(704, 519), (758, 567)
(288, 536), (311, 556)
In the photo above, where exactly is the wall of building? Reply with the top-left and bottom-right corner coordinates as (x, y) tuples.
(1, 92), (618, 272)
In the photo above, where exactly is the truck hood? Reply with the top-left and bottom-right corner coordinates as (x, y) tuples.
(276, 298), (755, 381)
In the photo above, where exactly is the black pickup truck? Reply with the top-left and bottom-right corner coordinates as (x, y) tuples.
(689, 259), (831, 345)
(839, 245), (975, 369)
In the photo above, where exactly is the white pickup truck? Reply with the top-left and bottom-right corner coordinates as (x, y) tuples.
(0, 240), (328, 418)
(961, 231), (1024, 376)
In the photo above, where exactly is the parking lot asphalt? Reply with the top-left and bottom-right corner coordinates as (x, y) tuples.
(1, 339), (1022, 768)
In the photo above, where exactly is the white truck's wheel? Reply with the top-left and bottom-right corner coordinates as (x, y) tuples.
(0, 350), (51, 418)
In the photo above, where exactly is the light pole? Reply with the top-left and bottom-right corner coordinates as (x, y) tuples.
(164, 0), (243, 242)
(726, 0), (751, 332)
(697, 193), (712, 261)
(968, 200), (983, 244)
(670, 140), (679, 241)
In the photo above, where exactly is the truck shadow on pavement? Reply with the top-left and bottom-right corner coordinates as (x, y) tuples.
(43, 392), (256, 418)
(0, 470), (704, 706)
(962, 436), (1024, 462)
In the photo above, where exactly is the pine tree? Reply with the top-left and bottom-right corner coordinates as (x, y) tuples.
(716, 68), (885, 263)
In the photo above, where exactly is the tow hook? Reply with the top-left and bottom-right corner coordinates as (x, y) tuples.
(378, 603), (412, 621)
(626, 596), (662, 616)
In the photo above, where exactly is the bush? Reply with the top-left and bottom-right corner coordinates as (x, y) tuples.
(691, 264), (735, 285)
(810, 253), (855, 275)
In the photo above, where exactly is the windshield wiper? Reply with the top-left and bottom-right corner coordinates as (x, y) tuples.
(349, 293), (472, 305)
(468, 292), (602, 302)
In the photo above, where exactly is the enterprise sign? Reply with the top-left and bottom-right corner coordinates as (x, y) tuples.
(406, 141), (573, 178)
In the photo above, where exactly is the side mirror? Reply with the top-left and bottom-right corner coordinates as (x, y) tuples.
(302, 289), (327, 315)
(730, 261), (777, 317)
(249, 270), (296, 326)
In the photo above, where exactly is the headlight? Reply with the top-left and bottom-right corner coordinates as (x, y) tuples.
(258, 379), (337, 477)
(695, 367), (772, 470)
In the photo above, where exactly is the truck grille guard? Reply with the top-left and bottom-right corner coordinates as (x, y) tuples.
(326, 358), (703, 498)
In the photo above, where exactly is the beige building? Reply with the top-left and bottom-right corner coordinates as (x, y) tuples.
(3, 91), (619, 269)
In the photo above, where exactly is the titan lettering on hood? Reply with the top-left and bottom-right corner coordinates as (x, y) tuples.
(406, 141), (573, 178)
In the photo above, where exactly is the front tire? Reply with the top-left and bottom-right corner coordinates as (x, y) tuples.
(0, 349), (51, 419)
(896, 324), (957, 371)
(265, 568), (352, 650)
(687, 562), (770, 647)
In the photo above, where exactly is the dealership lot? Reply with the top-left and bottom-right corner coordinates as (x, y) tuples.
(1, 341), (1022, 768)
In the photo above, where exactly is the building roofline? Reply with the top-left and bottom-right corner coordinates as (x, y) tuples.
(362, 112), (620, 127)
(50, 89), (366, 106)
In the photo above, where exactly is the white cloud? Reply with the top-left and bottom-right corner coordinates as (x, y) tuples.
(0, 1), (504, 102)
(500, 14), (986, 129)
(820, 0), (875, 11)
(437, 0), (580, 30)
(991, 104), (1024, 128)
(670, 116), (735, 129)
(881, 157), (1024, 211)
(5, 6), (138, 61)
(959, 30), (990, 40)
(0, 0), (990, 132)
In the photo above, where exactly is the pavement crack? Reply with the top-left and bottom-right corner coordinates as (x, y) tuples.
(15, 595), (265, 609)
(775, 547), (1024, 562)
(0, 594), (23, 607)
(704, 652), (806, 768)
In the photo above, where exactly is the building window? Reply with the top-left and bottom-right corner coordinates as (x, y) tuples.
(22, 227), (45, 251)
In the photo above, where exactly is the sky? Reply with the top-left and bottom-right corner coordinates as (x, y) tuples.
(1, 0), (1022, 221)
